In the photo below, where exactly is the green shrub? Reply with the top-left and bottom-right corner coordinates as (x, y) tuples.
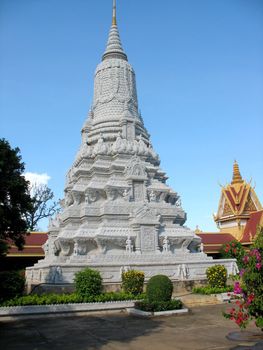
(0, 271), (25, 302)
(121, 270), (145, 295)
(192, 285), (233, 295)
(206, 265), (227, 288)
(146, 275), (173, 302)
(1, 291), (146, 307)
(220, 240), (246, 269)
(74, 268), (102, 297)
(135, 299), (182, 312)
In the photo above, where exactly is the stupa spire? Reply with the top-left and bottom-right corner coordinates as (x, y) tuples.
(112, 0), (117, 25)
(231, 160), (244, 184)
(102, 0), (127, 61)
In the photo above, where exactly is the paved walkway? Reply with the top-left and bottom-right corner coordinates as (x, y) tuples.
(0, 304), (262, 350)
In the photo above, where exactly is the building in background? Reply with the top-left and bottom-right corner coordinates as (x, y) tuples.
(196, 161), (263, 256)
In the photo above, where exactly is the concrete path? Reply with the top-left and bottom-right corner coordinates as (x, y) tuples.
(0, 304), (262, 350)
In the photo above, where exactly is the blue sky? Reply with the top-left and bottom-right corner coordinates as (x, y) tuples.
(1, 0), (262, 231)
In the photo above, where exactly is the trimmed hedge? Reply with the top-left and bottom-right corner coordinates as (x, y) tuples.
(121, 270), (144, 295)
(146, 275), (173, 302)
(0, 271), (25, 302)
(192, 285), (233, 295)
(74, 268), (102, 297)
(0, 292), (146, 307)
(135, 299), (182, 312)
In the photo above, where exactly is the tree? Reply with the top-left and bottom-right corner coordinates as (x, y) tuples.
(0, 139), (32, 256)
(25, 184), (59, 231)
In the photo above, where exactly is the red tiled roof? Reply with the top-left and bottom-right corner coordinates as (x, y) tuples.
(196, 233), (236, 253)
(241, 210), (263, 243)
(197, 233), (235, 245)
(7, 232), (48, 257)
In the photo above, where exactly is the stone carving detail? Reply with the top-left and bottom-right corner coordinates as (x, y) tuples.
(73, 241), (87, 256)
(148, 190), (157, 202)
(133, 181), (144, 201)
(141, 226), (156, 251)
(72, 191), (82, 205)
(92, 134), (110, 156)
(48, 212), (61, 229)
(178, 264), (189, 280)
(133, 204), (159, 223)
(199, 242), (204, 253)
(85, 189), (99, 203)
(125, 156), (146, 178)
(50, 266), (63, 283)
(162, 236), (170, 253)
(65, 191), (74, 207)
(93, 60), (137, 108)
(59, 240), (71, 256)
(125, 236), (133, 253)
(43, 241), (49, 256)
(122, 188), (131, 201)
(231, 261), (239, 275)
(105, 188), (118, 201)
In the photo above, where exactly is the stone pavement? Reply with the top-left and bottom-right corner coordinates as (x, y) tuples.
(0, 304), (262, 350)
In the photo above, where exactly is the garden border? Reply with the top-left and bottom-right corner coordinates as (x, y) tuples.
(0, 300), (135, 317)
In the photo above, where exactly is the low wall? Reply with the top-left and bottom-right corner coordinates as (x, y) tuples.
(27, 279), (209, 295)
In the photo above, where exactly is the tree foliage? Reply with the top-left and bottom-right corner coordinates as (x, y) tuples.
(25, 184), (59, 231)
(224, 226), (263, 330)
(0, 139), (32, 255)
(220, 239), (246, 269)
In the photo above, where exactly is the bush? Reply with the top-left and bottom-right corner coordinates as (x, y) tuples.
(0, 271), (25, 302)
(146, 275), (173, 302)
(135, 299), (182, 312)
(74, 268), (102, 297)
(220, 240), (246, 269)
(206, 265), (227, 288)
(121, 270), (145, 295)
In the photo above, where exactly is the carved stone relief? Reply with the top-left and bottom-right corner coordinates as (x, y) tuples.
(140, 226), (156, 252)
(133, 181), (144, 201)
(125, 156), (147, 179)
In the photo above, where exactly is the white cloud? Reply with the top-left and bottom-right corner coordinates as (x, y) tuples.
(24, 172), (51, 186)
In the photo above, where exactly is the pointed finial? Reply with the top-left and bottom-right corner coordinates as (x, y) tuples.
(102, 0), (127, 61)
(231, 160), (243, 184)
(112, 0), (117, 25)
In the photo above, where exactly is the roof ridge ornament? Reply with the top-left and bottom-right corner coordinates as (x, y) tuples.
(102, 0), (128, 61)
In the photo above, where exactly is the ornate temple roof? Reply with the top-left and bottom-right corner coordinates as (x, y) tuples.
(214, 161), (262, 223)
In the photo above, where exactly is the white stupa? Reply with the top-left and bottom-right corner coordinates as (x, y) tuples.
(26, 1), (237, 288)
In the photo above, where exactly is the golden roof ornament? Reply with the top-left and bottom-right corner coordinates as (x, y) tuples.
(231, 160), (244, 185)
